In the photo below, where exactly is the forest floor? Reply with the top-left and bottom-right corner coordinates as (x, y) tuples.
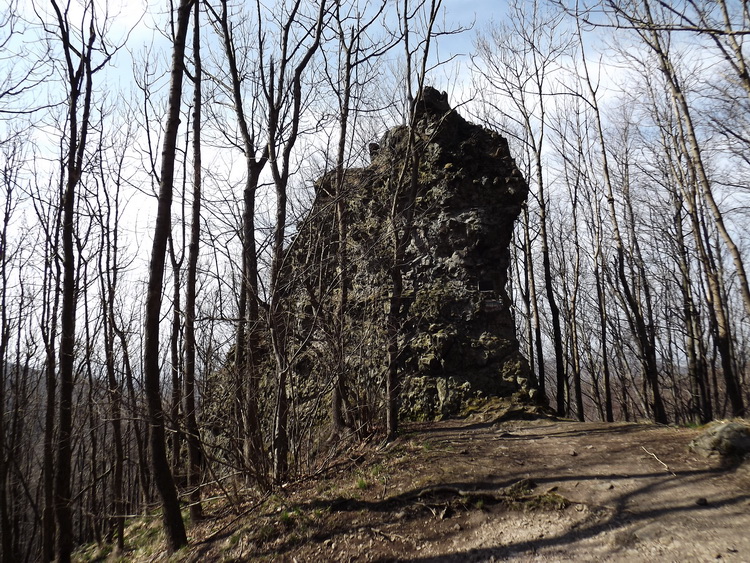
(79, 406), (750, 562)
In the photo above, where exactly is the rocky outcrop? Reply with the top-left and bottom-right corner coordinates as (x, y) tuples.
(690, 421), (750, 461)
(288, 87), (539, 421)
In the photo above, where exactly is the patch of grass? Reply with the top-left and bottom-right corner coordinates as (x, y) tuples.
(505, 478), (536, 497)
(279, 506), (303, 527)
(126, 517), (163, 556)
(383, 443), (409, 460)
(356, 477), (369, 490)
(287, 532), (303, 547)
(279, 510), (294, 526)
(276, 503), (322, 543)
(253, 523), (278, 544)
(72, 541), (113, 562)
(682, 420), (706, 429)
(524, 492), (570, 510)
(312, 506), (330, 519)
(224, 528), (244, 551)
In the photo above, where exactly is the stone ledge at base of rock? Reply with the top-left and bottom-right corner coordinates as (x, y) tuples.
(460, 395), (555, 425)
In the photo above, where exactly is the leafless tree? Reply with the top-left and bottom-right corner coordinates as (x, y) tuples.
(183, 0), (204, 522)
(472, 0), (573, 415)
(325, 0), (395, 438)
(258, 0), (329, 482)
(205, 0), (269, 483)
(142, 0), (193, 551)
(45, 0), (115, 558)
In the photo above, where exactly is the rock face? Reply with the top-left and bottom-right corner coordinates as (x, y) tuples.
(288, 87), (539, 421)
(690, 421), (750, 461)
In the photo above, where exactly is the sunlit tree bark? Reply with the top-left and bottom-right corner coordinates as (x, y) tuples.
(206, 0), (268, 482)
(260, 0), (329, 482)
(184, 0), (204, 522)
(47, 1), (105, 558)
(142, 0), (193, 550)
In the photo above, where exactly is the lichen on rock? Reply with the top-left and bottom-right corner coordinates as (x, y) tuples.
(286, 87), (541, 422)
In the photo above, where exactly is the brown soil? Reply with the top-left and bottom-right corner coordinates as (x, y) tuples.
(117, 413), (750, 563)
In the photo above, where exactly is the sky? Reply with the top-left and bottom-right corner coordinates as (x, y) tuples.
(5, 0), (748, 349)
(1, 0), (597, 276)
(21, 0), (509, 75)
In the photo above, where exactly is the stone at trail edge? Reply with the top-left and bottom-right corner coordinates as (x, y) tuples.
(690, 421), (750, 460)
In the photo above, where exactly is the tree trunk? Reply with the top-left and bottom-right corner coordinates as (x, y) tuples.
(265, 0), (328, 481)
(331, 55), (352, 439)
(386, 117), (422, 440)
(114, 321), (151, 504)
(41, 243), (60, 562)
(0, 177), (15, 562)
(96, 151), (127, 552)
(184, 0), (204, 521)
(594, 262), (614, 422)
(142, 0), (192, 551)
(523, 204), (546, 401)
(50, 0), (98, 556)
(168, 235), (183, 473)
(537, 164), (566, 417)
(672, 203), (711, 424)
(103, 277), (125, 551)
(386, 0), (442, 440)
(209, 0), (268, 481)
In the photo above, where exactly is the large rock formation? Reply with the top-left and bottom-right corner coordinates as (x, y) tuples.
(287, 87), (539, 421)
(690, 421), (750, 462)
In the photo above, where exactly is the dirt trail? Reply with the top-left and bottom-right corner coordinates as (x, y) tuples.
(385, 418), (750, 562)
(177, 417), (750, 563)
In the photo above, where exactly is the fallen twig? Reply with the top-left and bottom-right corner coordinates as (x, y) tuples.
(416, 501), (438, 517)
(642, 446), (676, 476)
(371, 527), (406, 543)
